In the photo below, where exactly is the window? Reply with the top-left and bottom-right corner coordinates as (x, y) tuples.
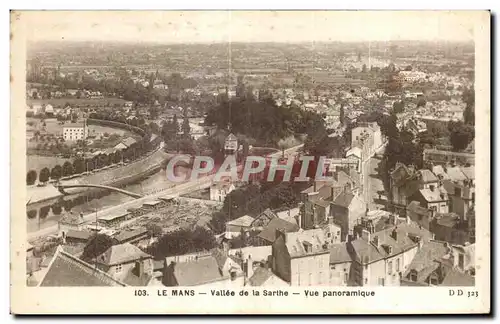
(396, 259), (400, 272)
(378, 278), (385, 286)
(344, 273), (348, 283)
(115, 264), (122, 273)
(410, 270), (418, 282)
(318, 272), (322, 284)
(429, 275), (438, 286)
(364, 278), (368, 285)
(327, 232), (331, 238)
(388, 261), (393, 275)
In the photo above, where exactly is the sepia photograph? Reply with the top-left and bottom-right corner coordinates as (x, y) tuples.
(10, 10), (490, 314)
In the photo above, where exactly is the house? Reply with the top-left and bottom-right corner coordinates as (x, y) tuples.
(406, 201), (434, 230)
(163, 255), (245, 287)
(225, 215), (255, 238)
(114, 136), (137, 150)
(330, 191), (366, 241)
(38, 246), (126, 287)
(347, 221), (434, 286)
(401, 241), (475, 286)
(97, 211), (131, 228)
(64, 229), (92, 244)
(247, 267), (290, 287)
(423, 149), (475, 166)
(93, 243), (154, 286)
(429, 213), (471, 245)
(224, 133), (238, 156)
(409, 184), (449, 214)
(251, 208), (279, 230)
(209, 181), (236, 202)
(257, 217), (300, 244)
(211, 248), (244, 277)
(320, 216), (343, 246)
(271, 228), (330, 286)
(443, 179), (474, 220)
(328, 243), (352, 286)
(63, 120), (88, 141)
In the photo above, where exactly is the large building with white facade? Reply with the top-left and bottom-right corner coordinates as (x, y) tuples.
(63, 119), (88, 141)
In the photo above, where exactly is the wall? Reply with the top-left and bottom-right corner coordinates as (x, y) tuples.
(328, 262), (351, 286)
(271, 237), (291, 283)
(290, 253), (330, 286)
(330, 205), (349, 242)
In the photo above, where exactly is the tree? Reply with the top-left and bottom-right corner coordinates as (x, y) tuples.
(81, 234), (116, 262)
(181, 117), (191, 138)
(39, 167), (50, 184)
(463, 87), (475, 125)
(62, 161), (73, 177)
(448, 121), (475, 152)
(392, 101), (405, 114)
(278, 136), (300, 157)
(416, 98), (426, 108)
(50, 165), (62, 180)
(73, 158), (85, 174)
(146, 224), (163, 238)
(147, 226), (216, 258)
(26, 170), (37, 185)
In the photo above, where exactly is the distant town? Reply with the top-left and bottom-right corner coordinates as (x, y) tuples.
(25, 40), (476, 288)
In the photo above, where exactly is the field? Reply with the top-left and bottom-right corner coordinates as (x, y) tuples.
(26, 155), (70, 171)
(27, 97), (129, 108)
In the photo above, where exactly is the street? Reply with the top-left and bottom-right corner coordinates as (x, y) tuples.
(362, 145), (387, 210)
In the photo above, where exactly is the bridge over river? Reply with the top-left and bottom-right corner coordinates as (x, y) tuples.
(57, 184), (143, 199)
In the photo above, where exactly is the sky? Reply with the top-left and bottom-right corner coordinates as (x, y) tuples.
(18, 11), (478, 43)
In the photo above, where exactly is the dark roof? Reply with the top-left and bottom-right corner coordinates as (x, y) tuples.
(39, 248), (126, 287)
(248, 267), (273, 286)
(434, 213), (460, 228)
(329, 243), (352, 264)
(257, 218), (300, 243)
(332, 192), (355, 208)
(402, 241), (449, 284)
(66, 230), (92, 241)
(113, 229), (149, 243)
(350, 223), (433, 264)
(95, 243), (151, 266)
(170, 256), (225, 286)
(406, 201), (431, 216)
(441, 268), (475, 286)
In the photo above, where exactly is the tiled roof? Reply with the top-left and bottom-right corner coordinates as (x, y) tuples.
(350, 223), (433, 265)
(121, 136), (137, 147)
(257, 218), (300, 243)
(419, 169), (438, 183)
(441, 268), (475, 286)
(66, 229), (92, 241)
(332, 192), (355, 208)
(446, 167), (467, 182)
(168, 256), (225, 286)
(419, 187), (448, 202)
(39, 247), (126, 287)
(95, 243), (151, 266)
(285, 229), (329, 258)
(402, 240), (449, 284)
(329, 243), (353, 264)
(113, 229), (148, 243)
(226, 215), (255, 228)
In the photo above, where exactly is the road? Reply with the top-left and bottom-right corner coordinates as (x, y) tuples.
(28, 144), (304, 240)
(362, 144), (387, 210)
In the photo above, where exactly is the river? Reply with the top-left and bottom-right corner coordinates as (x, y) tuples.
(26, 168), (176, 233)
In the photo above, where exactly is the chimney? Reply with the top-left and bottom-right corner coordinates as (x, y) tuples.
(328, 215), (334, 225)
(391, 229), (398, 241)
(372, 235), (379, 248)
(275, 228), (286, 243)
(361, 229), (371, 242)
